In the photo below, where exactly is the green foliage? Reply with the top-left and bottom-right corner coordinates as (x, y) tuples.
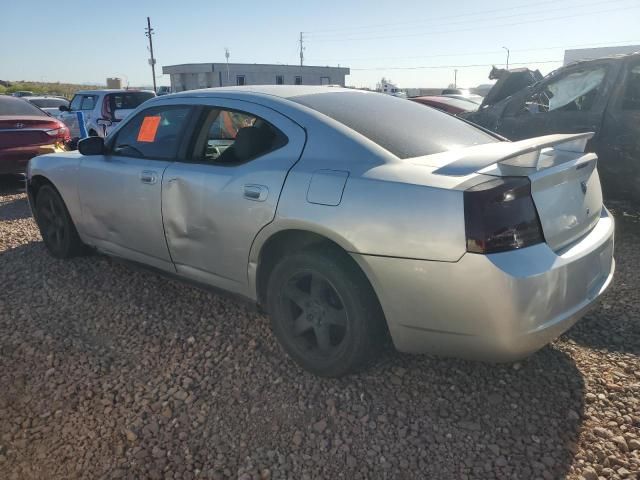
(1, 81), (100, 99)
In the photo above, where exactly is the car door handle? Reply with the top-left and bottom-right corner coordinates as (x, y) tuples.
(140, 170), (158, 185)
(243, 184), (268, 202)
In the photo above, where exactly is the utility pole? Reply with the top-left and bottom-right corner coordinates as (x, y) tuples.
(454, 69), (458, 88)
(299, 32), (304, 67)
(225, 48), (230, 84)
(502, 46), (510, 70)
(145, 17), (157, 93)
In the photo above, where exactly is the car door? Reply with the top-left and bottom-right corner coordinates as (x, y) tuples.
(77, 104), (194, 271)
(597, 57), (640, 199)
(497, 61), (617, 141)
(161, 98), (306, 296)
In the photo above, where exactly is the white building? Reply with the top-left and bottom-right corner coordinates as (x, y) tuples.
(162, 63), (350, 92)
(564, 45), (640, 65)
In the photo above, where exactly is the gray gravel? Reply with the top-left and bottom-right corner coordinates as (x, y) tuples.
(0, 175), (639, 480)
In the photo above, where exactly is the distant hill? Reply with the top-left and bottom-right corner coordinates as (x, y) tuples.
(0, 80), (103, 99)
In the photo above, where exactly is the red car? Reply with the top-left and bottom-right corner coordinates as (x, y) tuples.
(409, 95), (479, 115)
(0, 96), (70, 175)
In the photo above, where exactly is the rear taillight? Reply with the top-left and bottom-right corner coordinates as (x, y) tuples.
(464, 177), (544, 254)
(45, 126), (70, 141)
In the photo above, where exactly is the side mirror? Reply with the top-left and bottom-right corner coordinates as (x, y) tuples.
(59, 105), (70, 112)
(78, 136), (104, 155)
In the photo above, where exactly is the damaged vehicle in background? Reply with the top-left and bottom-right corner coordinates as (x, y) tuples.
(464, 53), (640, 201)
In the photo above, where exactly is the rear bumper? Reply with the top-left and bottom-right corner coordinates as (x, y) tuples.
(0, 146), (42, 174)
(352, 207), (615, 362)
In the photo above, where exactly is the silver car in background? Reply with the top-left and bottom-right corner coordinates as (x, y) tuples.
(26, 86), (615, 377)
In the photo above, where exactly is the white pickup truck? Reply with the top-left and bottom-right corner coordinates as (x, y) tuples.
(58, 89), (155, 138)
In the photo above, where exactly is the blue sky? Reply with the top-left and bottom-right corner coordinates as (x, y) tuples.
(1, 0), (638, 89)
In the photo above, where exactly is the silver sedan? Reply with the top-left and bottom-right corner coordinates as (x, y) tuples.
(26, 86), (615, 377)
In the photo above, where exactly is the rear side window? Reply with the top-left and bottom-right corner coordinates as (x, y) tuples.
(107, 92), (155, 111)
(0, 97), (47, 116)
(190, 108), (286, 164)
(290, 91), (497, 159)
(111, 106), (191, 160)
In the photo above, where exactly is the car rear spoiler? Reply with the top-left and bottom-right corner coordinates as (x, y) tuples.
(432, 132), (595, 176)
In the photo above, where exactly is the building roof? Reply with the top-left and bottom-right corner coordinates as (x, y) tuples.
(170, 85), (353, 99)
(162, 63), (350, 75)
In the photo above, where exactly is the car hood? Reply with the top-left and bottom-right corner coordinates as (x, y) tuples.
(480, 68), (543, 108)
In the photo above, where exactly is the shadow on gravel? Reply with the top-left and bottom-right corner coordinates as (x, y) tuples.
(355, 348), (585, 479)
(0, 239), (587, 479)
(565, 205), (640, 356)
(0, 174), (26, 195)
(0, 197), (32, 221)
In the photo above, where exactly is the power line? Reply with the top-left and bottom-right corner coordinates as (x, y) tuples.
(308, 40), (640, 64)
(304, 4), (640, 43)
(350, 60), (562, 72)
(303, 0), (568, 35)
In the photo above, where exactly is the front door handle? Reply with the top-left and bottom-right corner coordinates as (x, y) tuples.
(140, 170), (158, 185)
(243, 184), (268, 202)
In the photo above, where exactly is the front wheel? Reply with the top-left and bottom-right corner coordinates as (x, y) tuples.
(266, 248), (385, 377)
(35, 185), (85, 258)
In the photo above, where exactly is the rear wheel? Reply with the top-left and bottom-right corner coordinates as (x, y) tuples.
(266, 248), (385, 377)
(35, 185), (84, 258)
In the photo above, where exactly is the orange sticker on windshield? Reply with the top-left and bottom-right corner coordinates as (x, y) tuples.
(137, 115), (161, 142)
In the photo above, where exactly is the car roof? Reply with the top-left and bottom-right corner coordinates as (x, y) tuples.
(74, 89), (155, 95)
(26, 96), (68, 101)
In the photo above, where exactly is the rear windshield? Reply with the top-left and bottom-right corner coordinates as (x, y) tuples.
(290, 91), (497, 158)
(107, 92), (155, 111)
(0, 97), (47, 116)
(29, 98), (68, 108)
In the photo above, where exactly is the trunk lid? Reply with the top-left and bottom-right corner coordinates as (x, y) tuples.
(0, 116), (61, 148)
(429, 133), (602, 251)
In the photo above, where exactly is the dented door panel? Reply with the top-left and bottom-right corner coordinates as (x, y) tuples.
(161, 99), (306, 295)
(77, 155), (174, 270)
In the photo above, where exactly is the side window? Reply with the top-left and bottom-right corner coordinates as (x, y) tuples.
(521, 67), (607, 114)
(191, 108), (286, 164)
(111, 106), (191, 160)
(622, 63), (640, 110)
(69, 95), (82, 111)
(80, 95), (96, 110)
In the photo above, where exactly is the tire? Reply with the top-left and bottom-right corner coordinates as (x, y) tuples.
(266, 248), (385, 377)
(35, 185), (85, 258)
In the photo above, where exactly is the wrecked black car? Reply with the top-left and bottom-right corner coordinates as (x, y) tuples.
(464, 53), (640, 201)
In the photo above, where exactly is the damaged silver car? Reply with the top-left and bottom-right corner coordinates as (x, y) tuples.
(27, 86), (615, 376)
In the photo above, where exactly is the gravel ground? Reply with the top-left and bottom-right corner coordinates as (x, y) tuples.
(0, 175), (639, 480)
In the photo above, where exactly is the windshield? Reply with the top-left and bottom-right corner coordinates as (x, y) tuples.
(0, 96), (47, 116)
(28, 98), (68, 108)
(290, 91), (497, 158)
